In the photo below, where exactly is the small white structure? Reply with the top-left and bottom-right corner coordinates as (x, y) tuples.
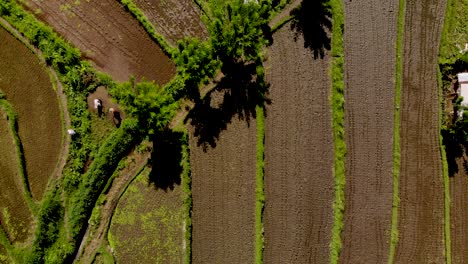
(458, 72), (468, 107)
(67, 129), (76, 135)
(94, 99), (101, 109)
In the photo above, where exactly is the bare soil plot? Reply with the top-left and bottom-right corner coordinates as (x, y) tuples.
(132, 0), (208, 45)
(23, 0), (175, 83)
(339, 1), (398, 262)
(109, 167), (185, 263)
(0, 109), (33, 243)
(190, 109), (256, 263)
(262, 22), (334, 263)
(0, 26), (62, 200)
(394, 0), (447, 262)
(450, 155), (468, 263)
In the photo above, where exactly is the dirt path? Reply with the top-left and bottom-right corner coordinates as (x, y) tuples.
(74, 151), (150, 264)
(23, 0), (175, 83)
(0, 18), (69, 200)
(450, 155), (468, 263)
(339, 1), (398, 262)
(262, 22), (334, 263)
(394, 0), (447, 262)
(190, 108), (257, 263)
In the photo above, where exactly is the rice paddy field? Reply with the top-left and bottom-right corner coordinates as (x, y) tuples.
(0, 0), (465, 263)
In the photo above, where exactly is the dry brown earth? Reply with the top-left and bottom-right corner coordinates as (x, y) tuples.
(190, 111), (256, 263)
(339, 1), (398, 262)
(0, 26), (62, 200)
(262, 23), (334, 263)
(24, 0), (175, 83)
(0, 109), (32, 243)
(450, 156), (468, 264)
(132, 0), (208, 45)
(394, 0), (447, 262)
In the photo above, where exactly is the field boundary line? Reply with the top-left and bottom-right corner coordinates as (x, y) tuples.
(118, 0), (176, 57)
(438, 0), (454, 261)
(387, 0), (405, 262)
(329, 0), (346, 262)
(255, 105), (265, 264)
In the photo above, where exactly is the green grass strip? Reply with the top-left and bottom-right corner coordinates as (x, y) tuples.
(180, 131), (193, 264)
(255, 105), (265, 264)
(387, 0), (405, 262)
(328, 0), (345, 262)
(119, 0), (176, 57)
(0, 99), (37, 214)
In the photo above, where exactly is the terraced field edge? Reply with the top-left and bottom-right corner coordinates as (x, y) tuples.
(329, 0), (346, 262)
(388, 0), (405, 262)
(255, 105), (265, 264)
(119, 0), (175, 57)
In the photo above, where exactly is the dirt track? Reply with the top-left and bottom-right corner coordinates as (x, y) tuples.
(263, 23), (334, 263)
(24, 0), (175, 83)
(132, 0), (208, 44)
(394, 0), (447, 262)
(190, 113), (256, 263)
(450, 156), (468, 263)
(339, 1), (398, 262)
(0, 26), (62, 201)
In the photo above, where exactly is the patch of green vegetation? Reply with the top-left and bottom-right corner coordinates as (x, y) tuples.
(388, 0), (405, 263)
(328, 0), (345, 262)
(91, 244), (114, 264)
(255, 105), (265, 264)
(118, 0), (175, 57)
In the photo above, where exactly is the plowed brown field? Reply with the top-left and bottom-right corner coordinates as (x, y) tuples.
(132, 0), (208, 44)
(23, 0), (175, 83)
(450, 156), (468, 263)
(0, 26), (62, 200)
(394, 0), (447, 262)
(263, 23), (334, 263)
(0, 109), (32, 243)
(340, 1), (398, 262)
(190, 114), (256, 263)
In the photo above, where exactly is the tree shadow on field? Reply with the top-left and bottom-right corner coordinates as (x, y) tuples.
(290, 0), (332, 59)
(148, 129), (184, 191)
(187, 60), (269, 151)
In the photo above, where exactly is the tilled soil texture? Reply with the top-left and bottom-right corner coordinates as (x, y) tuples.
(132, 0), (208, 45)
(109, 167), (185, 263)
(340, 1), (398, 262)
(394, 0), (447, 262)
(0, 109), (33, 243)
(262, 22), (334, 263)
(0, 26), (62, 200)
(450, 155), (468, 263)
(24, 0), (175, 83)
(190, 108), (256, 263)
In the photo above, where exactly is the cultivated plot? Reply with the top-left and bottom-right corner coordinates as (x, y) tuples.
(132, 0), (208, 44)
(23, 0), (175, 83)
(340, 0), (398, 262)
(450, 156), (468, 263)
(395, 0), (447, 262)
(0, 26), (62, 200)
(0, 109), (32, 243)
(263, 16), (334, 263)
(190, 107), (256, 264)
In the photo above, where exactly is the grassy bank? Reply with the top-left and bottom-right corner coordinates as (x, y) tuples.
(388, 0), (405, 263)
(255, 105), (266, 264)
(328, 0), (345, 262)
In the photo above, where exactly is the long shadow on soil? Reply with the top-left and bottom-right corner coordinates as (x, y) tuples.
(187, 61), (269, 151)
(289, 0), (332, 59)
(148, 130), (183, 191)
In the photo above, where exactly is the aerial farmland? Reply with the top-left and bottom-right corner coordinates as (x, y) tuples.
(0, 0), (467, 263)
